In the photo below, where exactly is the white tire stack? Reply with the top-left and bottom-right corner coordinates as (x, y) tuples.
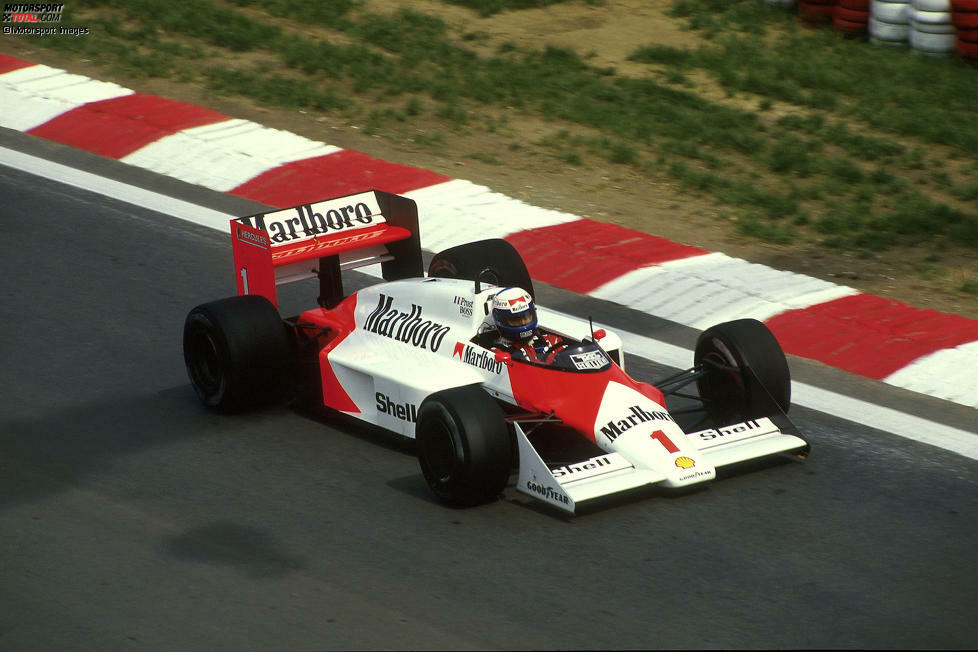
(909, 0), (956, 52)
(870, 0), (912, 44)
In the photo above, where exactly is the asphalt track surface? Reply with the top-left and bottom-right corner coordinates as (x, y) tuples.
(1, 135), (977, 650)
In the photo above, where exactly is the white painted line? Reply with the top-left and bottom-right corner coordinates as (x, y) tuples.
(0, 145), (234, 232)
(2, 144), (976, 460)
(790, 383), (978, 461)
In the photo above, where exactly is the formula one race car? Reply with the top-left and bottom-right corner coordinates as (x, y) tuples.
(183, 190), (808, 513)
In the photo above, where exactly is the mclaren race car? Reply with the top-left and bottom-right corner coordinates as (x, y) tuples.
(183, 190), (809, 513)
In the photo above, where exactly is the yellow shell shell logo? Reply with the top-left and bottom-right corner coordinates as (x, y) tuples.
(675, 456), (695, 469)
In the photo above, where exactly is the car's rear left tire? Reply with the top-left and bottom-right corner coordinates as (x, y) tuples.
(694, 319), (791, 427)
(416, 385), (512, 507)
(183, 295), (292, 412)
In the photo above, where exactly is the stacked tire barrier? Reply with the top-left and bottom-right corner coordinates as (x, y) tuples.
(766, 0), (977, 63)
(953, 0), (978, 63)
(870, 0), (912, 44)
(909, 0), (956, 54)
(799, 0), (838, 25)
(835, 0), (872, 35)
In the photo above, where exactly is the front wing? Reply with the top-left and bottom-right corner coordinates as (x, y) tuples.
(515, 418), (808, 514)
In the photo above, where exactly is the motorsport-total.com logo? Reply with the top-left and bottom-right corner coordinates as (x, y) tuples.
(2, 3), (89, 35)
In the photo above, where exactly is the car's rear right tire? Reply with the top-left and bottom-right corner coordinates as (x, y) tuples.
(428, 238), (535, 298)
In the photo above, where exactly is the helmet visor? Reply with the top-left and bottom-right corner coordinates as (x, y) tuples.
(502, 310), (535, 328)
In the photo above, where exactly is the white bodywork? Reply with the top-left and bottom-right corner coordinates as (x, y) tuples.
(318, 276), (806, 514)
(322, 276), (623, 435)
(517, 417), (805, 514)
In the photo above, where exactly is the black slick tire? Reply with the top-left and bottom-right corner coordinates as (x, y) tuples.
(416, 385), (512, 507)
(183, 295), (292, 412)
(694, 319), (791, 427)
(427, 238), (535, 298)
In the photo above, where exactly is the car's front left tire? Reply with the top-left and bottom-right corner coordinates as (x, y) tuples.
(416, 385), (512, 507)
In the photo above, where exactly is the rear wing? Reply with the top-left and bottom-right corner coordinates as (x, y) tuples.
(230, 190), (422, 308)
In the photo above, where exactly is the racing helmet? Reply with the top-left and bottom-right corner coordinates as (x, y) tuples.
(492, 287), (537, 342)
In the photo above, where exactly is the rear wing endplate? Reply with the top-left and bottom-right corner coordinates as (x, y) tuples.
(230, 190), (422, 308)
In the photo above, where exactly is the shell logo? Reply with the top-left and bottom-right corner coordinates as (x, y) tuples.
(674, 456), (695, 469)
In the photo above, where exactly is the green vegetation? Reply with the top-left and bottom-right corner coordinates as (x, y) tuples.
(633, 2), (978, 255)
(15, 0), (978, 261)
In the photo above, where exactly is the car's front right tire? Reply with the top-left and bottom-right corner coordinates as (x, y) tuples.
(694, 318), (791, 427)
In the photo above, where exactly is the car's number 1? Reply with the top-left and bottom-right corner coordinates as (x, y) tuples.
(650, 429), (679, 453)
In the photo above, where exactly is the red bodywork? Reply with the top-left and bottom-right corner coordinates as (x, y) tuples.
(231, 220), (412, 307)
(294, 297), (362, 414)
(507, 361), (666, 443)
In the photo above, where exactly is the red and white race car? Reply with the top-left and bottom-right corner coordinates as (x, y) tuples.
(183, 190), (809, 513)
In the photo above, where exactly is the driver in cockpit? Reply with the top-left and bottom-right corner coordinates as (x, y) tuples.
(489, 287), (566, 364)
